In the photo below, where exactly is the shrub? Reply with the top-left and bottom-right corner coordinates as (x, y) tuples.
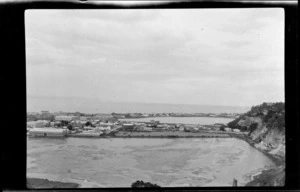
(131, 180), (161, 188)
(249, 123), (258, 134)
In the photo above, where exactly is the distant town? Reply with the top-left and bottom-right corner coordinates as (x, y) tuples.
(27, 111), (245, 138)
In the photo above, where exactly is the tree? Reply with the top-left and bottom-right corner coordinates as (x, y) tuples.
(249, 123), (258, 133)
(220, 125), (226, 131)
(67, 124), (73, 130)
(131, 180), (160, 188)
(85, 121), (92, 127)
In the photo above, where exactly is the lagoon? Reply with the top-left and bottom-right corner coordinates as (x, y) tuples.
(27, 137), (274, 187)
(119, 116), (235, 125)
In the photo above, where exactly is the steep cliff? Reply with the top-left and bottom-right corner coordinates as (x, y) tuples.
(228, 102), (285, 159)
(227, 102), (285, 186)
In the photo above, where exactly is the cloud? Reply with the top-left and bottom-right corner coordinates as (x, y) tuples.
(25, 9), (284, 106)
(222, 40), (252, 48)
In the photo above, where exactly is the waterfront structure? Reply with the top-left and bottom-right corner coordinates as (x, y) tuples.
(28, 128), (68, 137)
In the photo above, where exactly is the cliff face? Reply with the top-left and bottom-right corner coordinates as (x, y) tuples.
(227, 102), (285, 159)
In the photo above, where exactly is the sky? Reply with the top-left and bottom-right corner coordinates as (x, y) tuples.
(25, 8), (284, 107)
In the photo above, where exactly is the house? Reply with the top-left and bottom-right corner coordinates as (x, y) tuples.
(28, 128), (68, 137)
(233, 129), (241, 133)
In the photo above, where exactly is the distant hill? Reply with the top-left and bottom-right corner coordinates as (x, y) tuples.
(228, 102), (285, 158)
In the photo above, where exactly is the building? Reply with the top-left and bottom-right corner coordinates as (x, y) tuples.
(27, 120), (49, 128)
(190, 127), (199, 132)
(95, 126), (111, 132)
(146, 120), (159, 127)
(122, 123), (135, 131)
(142, 127), (152, 132)
(28, 128), (68, 137)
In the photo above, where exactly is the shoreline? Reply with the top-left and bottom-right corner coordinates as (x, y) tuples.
(119, 115), (237, 119)
(68, 131), (231, 139)
(228, 133), (285, 166)
(227, 133), (285, 186)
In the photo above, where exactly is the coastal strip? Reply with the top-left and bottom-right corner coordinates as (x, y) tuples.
(113, 131), (230, 138)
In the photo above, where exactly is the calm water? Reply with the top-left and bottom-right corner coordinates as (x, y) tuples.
(27, 137), (274, 187)
(120, 117), (234, 125)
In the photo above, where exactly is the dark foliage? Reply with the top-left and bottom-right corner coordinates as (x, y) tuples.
(67, 124), (73, 130)
(227, 102), (285, 132)
(227, 115), (244, 129)
(60, 120), (69, 127)
(249, 123), (258, 134)
(220, 125), (226, 131)
(131, 180), (161, 188)
(85, 121), (92, 126)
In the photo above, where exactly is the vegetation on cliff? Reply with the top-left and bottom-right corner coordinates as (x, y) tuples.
(228, 102), (285, 132)
(227, 102), (285, 151)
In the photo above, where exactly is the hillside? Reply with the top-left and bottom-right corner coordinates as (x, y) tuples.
(228, 102), (285, 158)
(227, 102), (285, 186)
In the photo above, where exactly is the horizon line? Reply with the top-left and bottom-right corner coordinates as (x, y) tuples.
(27, 95), (254, 108)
